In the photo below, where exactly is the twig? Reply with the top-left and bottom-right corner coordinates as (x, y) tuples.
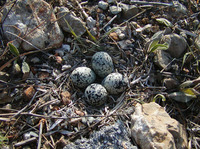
(10, 91), (38, 119)
(130, 1), (175, 7)
(14, 137), (37, 147)
(37, 119), (44, 149)
(100, 15), (117, 32)
(74, 0), (88, 19)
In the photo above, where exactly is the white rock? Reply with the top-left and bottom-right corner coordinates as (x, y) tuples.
(70, 67), (96, 88)
(118, 33), (125, 40)
(98, 1), (109, 10)
(102, 73), (128, 94)
(84, 83), (108, 106)
(56, 7), (86, 36)
(92, 52), (114, 78)
(109, 6), (122, 15)
(131, 102), (188, 149)
(2, 0), (64, 51)
(62, 65), (71, 71)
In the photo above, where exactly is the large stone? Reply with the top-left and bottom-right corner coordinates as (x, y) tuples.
(131, 102), (188, 149)
(64, 121), (137, 149)
(56, 7), (86, 36)
(2, 0), (64, 51)
(161, 33), (187, 58)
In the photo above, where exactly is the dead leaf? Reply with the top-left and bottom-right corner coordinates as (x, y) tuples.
(61, 91), (71, 105)
(24, 86), (35, 99)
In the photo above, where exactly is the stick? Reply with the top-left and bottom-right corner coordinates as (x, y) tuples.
(14, 137), (37, 147)
(37, 119), (44, 149)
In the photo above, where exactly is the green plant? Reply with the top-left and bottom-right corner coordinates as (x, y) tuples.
(147, 39), (169, 53)
(0, 133), (8, 147)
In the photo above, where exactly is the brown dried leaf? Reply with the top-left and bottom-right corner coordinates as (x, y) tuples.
(75, 110), (85, 116)
(24, 86), (35, 99)
(61, 91), (71, 105)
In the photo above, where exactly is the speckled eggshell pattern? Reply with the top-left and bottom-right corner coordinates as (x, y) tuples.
(84, 83), (108, 106)
(70, 67), (96, 88)
(102, 73), (128, 95)
(92, 52), (114, 78)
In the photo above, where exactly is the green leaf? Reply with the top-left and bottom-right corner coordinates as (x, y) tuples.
(148, 40), (169, 53)
(179, 80), (194, 89)
(168, 92), (196, 103)
(181, 88), (200, 96)
(156, 18), (173, 27)
(64, 18), (78, 38)
(152, 94), (166, 102)
(8, 43), (20, 57)
(85, 27), (97, 43)
(22, 61), (30, 74)
(181, 52), (192, 69)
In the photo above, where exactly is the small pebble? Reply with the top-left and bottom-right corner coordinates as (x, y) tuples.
(30, 57), (40, 63)
(107, 0), (116, 4)
(119, 33), (126, 40)
(87, 16), (96, 29)
(62, 65), (71, 71)
(62, 44), (71, 52)
(98, 1), (109, 10)
(109, 6), (122, 15)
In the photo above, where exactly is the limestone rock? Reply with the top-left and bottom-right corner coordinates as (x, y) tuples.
(131, 102), (188, 149)
(162, 33), (187, 58)
(2, 0), (64, 51)
(64, 121), (137, 149)
(56, 7), (86, 36)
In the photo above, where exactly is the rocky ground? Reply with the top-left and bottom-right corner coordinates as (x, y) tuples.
(0, 0), (200, 148)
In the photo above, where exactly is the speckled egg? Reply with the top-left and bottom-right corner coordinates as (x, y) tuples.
(70, 67), (96, 88)
(102, 73), (128, 95)
(84, 83), (108, 106)
(92, 52), (114, 78)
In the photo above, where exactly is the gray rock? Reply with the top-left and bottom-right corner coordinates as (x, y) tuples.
(64, 121), (137, 149)
(154, 50), (172, 71)
(161, 33), (187, 58)
(108, 0), (116, 4)
(163, 77), (179, 90)
(2, 0), (64, 51)
(109, 6), (122, 15)
(86, 16), (96, 29)
(56, 7), (86, 36)
(120, 4), (138, 19)
(98, 1), (109, 10)
(131, 102), (188, 149)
